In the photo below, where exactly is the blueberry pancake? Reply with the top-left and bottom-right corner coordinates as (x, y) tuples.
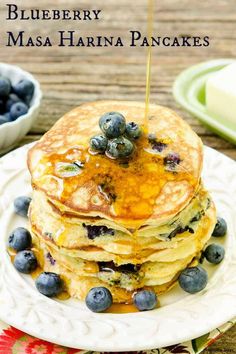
(28, 101), (216, 303)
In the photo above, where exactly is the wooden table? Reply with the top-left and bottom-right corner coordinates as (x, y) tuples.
(0, 0), (235, 352)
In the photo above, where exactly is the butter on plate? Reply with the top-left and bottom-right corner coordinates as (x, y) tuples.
(206, 63), (236, 130)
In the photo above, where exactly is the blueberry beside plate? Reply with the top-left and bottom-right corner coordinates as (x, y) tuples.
(0, 77), (34, 125)
(0, 63), (42, 154)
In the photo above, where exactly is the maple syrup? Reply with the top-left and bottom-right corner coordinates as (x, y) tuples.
(31, 266), (42, 279)
(56, 290), (70, 301)
(7, 247), (17, 262)
(106, 303), (138, 314)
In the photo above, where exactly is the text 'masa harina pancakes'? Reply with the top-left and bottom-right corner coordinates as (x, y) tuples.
(28, 101), (216, 304)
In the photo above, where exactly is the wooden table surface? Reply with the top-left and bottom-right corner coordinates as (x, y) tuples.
(1, 0), (236, 352)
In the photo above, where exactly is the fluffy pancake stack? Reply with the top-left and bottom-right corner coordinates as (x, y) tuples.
(28, 101), (216, 303)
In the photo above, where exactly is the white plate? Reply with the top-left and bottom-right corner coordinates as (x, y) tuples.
(0, 144), (236, 352)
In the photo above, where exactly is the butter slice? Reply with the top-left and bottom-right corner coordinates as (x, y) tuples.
(206, 63), (236, 129)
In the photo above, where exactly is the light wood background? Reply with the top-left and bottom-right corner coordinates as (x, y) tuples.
(0, 0), (235, 352)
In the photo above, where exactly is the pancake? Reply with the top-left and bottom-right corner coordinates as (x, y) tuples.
(31, 232), (197, 303)
(27, 101), (216, 304)
(32, 201), (215, 265)
(30, 202), (215, 299)
(28, 101), (203, 229)
(30, 185), (211, 253)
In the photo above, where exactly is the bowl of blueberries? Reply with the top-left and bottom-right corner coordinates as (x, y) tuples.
(0, 63), (42, 154)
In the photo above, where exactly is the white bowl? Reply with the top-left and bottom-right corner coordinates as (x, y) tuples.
(0, 63), (42, 154)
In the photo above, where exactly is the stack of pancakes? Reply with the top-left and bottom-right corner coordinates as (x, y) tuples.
(28, 101), (216, 303)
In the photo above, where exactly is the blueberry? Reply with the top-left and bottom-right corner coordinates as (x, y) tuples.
(14, 196), (32, 217)
(85, 286), (113, 312)
(6, 93), (22, 111)
(164, 152), (181, 168)
(8, 227), (32, 251)
(204, 244), (225, 264)
(4, 112), (11, 120)
(12, 79), (34, 103)
(212, 217), (227, 237)
(46, 252), (56, 266)
(134, 290), (157, 311)
(125, 122), (142, 140)
(179, 265), (208, 294)
(10, 102), (28, 120)
(0, 115), (9, 125)
(148, 135), (167, 152)
(83, 224), (114, 240)
(14, 250), (37, 274)
(35, 272), (63, 297)
(99, 112), (126, 138)
(0, 77), (11, 98)
(90, 135), (108, 153)
(0, 98), (6, 114)
(106, 137), (134, 159)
